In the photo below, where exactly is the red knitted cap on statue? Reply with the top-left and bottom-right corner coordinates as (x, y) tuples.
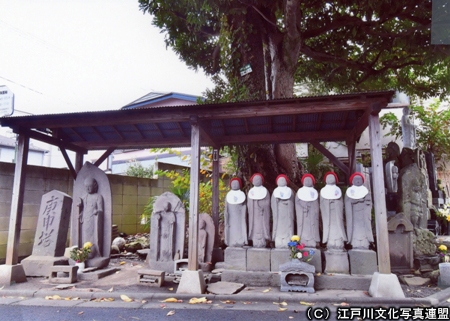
(275, 174), (289, 185)
(301, 173), (316, 185)
(349, 172), (364, 184)
(324, 171), (339, 184)
(230, 177), (242, 188)
(250, 173), (264, 184)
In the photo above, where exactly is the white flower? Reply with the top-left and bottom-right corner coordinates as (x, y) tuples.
(296, 252), (303, 259)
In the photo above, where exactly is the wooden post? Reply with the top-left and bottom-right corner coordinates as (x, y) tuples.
(188, 118), (200, 271)
(211, 148), (220, 248)
(5, 134), (29, 265)
(369, 112), (391, 274)
(75, 152), (84, 173)
(347, 138), (356, 175)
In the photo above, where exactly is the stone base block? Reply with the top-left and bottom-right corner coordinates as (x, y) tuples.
(324, 250), (349, 274)
(280, 260), (315, 293)
(270, 249), (290, 271)
(22, 256), (69, 277)
(49, 265), (78, 284)
(0, 264), (27, 286)
(247, 248), (270, 272)
(76, 267), (120, 281)
(222, 270), (280, 287)
(306, 248), (322, 274)
(224, 247), (247, 271)
(149, 260), (175, 274)
(348, 249), (378, 275)
(137, 269), (165, 287)
(176, 270), (206, 294)
(369, 272), (405, 298)
(438, 263), (450, 289)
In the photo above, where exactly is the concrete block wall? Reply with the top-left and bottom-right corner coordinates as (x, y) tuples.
(0, 162), (171, 263)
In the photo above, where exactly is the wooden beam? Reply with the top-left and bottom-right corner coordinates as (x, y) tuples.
(188, 118), (200, 271)
(75, 152), (84, 173)
(94, 147), (116, 167)
(198, 123), (217, 147)
(369, 113), (391, 274)
(154, 123), (165, 138)
(347, 138), (357, 175)
(91, 126), (106, 140)
(74, 137), (192, 149)
(211, 149), (220, 248)
(131, 124), (145, 139)
(60, 147), (77, 180)
(5, 134), (29, 265)
(310, 140), (349, 176)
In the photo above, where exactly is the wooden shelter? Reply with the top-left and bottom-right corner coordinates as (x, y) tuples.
(0, 91), (405, 295)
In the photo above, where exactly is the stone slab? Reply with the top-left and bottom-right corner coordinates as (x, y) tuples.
(438, 263), (450, 289)
(324, 250), (349, 274)
(76, 267), (120, 281)
(49, 265), (78, 284)
(206, 281), (245, 295)
(348, 249), (378, 275)
(246, 248), (270, 272)
(369, 272), (405, 298)
(221, 270), (280, 287)
(306, 248), (322, 274)
(224, 247), (247, 271)
(22, 255), (69, 277)
(149, 261), (175, 274)
(270, 248), (290, 271)
(399, 276), (431, 287)
(176, 270), (206, 294)
(137, 268), (165, 287)
(0, 264), (27, 286)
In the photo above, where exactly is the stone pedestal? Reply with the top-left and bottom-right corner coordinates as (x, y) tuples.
(324, 250), (349, 274)
(0, 264), (27, 285)
(22, 256), (69, 277)
(305, 248), (322, 274)
(369, 272), (405, 298)
(224, 247), (247, 271)
(279, 260), (315, 293)
(247, 248), (270, 271)
(388, 213), (414, 273)
(438, 263), (450, 288)
(176, 270), (206, 294)
(271, 249), (290, 271)
(348, 249), (377, 275)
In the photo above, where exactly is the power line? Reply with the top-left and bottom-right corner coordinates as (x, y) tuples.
(0, 75), (43, 95)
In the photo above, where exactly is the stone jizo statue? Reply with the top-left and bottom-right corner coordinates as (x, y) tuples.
(224, 177), (247, 248)
(247, 173), (271, 248)
(345, 172), (374, 250)
(198, 213), (215, 264)
(320, 172), (347, 250)
(401, 107), (417, 150)
(296, 174), (320, 248)
(271, 174), (295, 248)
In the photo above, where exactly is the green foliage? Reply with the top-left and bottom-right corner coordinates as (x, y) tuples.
(125, 160), (154, 178)
(300, 144), (334, 189)
(380, 99), (450, 164)
(140, 195), (158, 230)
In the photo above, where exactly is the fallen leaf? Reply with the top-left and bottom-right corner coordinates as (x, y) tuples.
(161, 298), (179, 303)
(119, 261), (126, 265)
(120, 294), (133, 302)
(168, 288), (174, 291)
(278, 307), (287, 312)
(0, 285), (4, 290)
(447, 298), (450, 303)
(78, 311), (84, 315)
(280, 301), (287, 306)
(141, 300), (147, 304)
(167, 310), (175, 316)
(45, 295), (62, 300)
(220, 300), (235, 304)
(72, 297), (80, 301)
(262, 288), (271, 293)
(299, 301), (314, 306)
(160, 304), (166, 308)
(189, 297), (207, 304)
(242, 301), (252, 305)
(108, 287), (114, 293)
(316, 273), (321, 276)
(289, 317), (294, 319)
(131, 317), (140, 320)
(333, 302), (350, 307)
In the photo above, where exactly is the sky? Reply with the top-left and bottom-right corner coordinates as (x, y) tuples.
(0, 0), (214, 117)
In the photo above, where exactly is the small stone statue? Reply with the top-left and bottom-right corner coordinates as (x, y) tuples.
(224, 177), (247, 248)
(295, 174), (320, 248)
(271, 174), (295, 248)
(247, 173), (271, 248)
(401, 107), (417, 150)
(320, 172), (347, 250)
(153, 201), (176, 262)
(198, 213), (215, 264)
(385, 160), (399, 193)
(345, 172), (374, 250)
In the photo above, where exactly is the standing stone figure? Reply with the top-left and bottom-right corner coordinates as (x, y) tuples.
(401, 107), (417, 150)
(224, 177), (247, 247)
(153, 201), (176, 262)
(247, 173), (271, 248)
(198, 213), (215, 265)
(385, 160), (399, 193)
(345, 172), (374, 249)
(271, 174), (295, 248)
(295, 174), (320, 248)
(71, 162), (111, 269)
(320, 172), (347, 250)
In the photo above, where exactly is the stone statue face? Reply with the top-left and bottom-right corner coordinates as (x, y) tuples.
(403, 107), (410, 116)
(84, 177), (98, 194)
(393, 166), (399, 178)
(277, 177), (287, 187)
(163, 202), (171, 212)
(352, 175), (363, 187)
(303, 177), (313, 187)
(230, 180), (240, 190)
(252, 175), (262, 187)
(325, 174), (336, 185)
(199, 219), (206, 229)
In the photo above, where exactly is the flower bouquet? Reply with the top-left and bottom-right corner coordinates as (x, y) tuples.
(70, 242), (93, 263)
(437, 244), (450, 263)
(288, 235), (314, 262)
(437, 204), (450, 223)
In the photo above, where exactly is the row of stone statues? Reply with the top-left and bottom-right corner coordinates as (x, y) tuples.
(224, 172), (373, 251)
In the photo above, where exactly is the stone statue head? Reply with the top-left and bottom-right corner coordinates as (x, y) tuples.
(385, 142), (400, 162)
(199, 219), (206, 230)
(84, 177), (98, 194)
(403, 106), (410, 116)
(275, 174), (288, 187)
(163, 202), (172, 212)
(324, 172), (338, 185)
(230, 177), (242, 191)
(350, 172), (364, 187)
(301, 174), (315, 187)
(250, 173), (264, 187)
(392, 166), (399, 179)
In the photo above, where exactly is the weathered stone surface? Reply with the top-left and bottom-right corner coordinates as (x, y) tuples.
(71, 162), (112, 269)
(124, 241), (143, 253)
(369, 272), (405, 298)
(438, 263), (450, 288)
(399, 275), (431, 287)
(221, 270), (280, 287)
(247, 173), (271, 248)
(224, 178), (247, 248)
(414, 255), (440, 272)
(413, 228), (437, 256)
(348, 249), (377, 275)
(112, 237), (126, 251)
(176, 270), (206, 294)
(271, 175), (295, 249)
(279, 260), (315, 293)
(388, 213), (414, 273)
(22, 190), (72, 277)
(324, 250), (349, 274)
(198, 213), (214, 264)
(207, 281), (245, 295)
(296, 174), (320, 248)
(224, 247), (247, 271)
(148, 192), (185, 274)
(246, 248), (270, 272)
(270, 248), (290, 272)
(306, 248), (323, 274)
